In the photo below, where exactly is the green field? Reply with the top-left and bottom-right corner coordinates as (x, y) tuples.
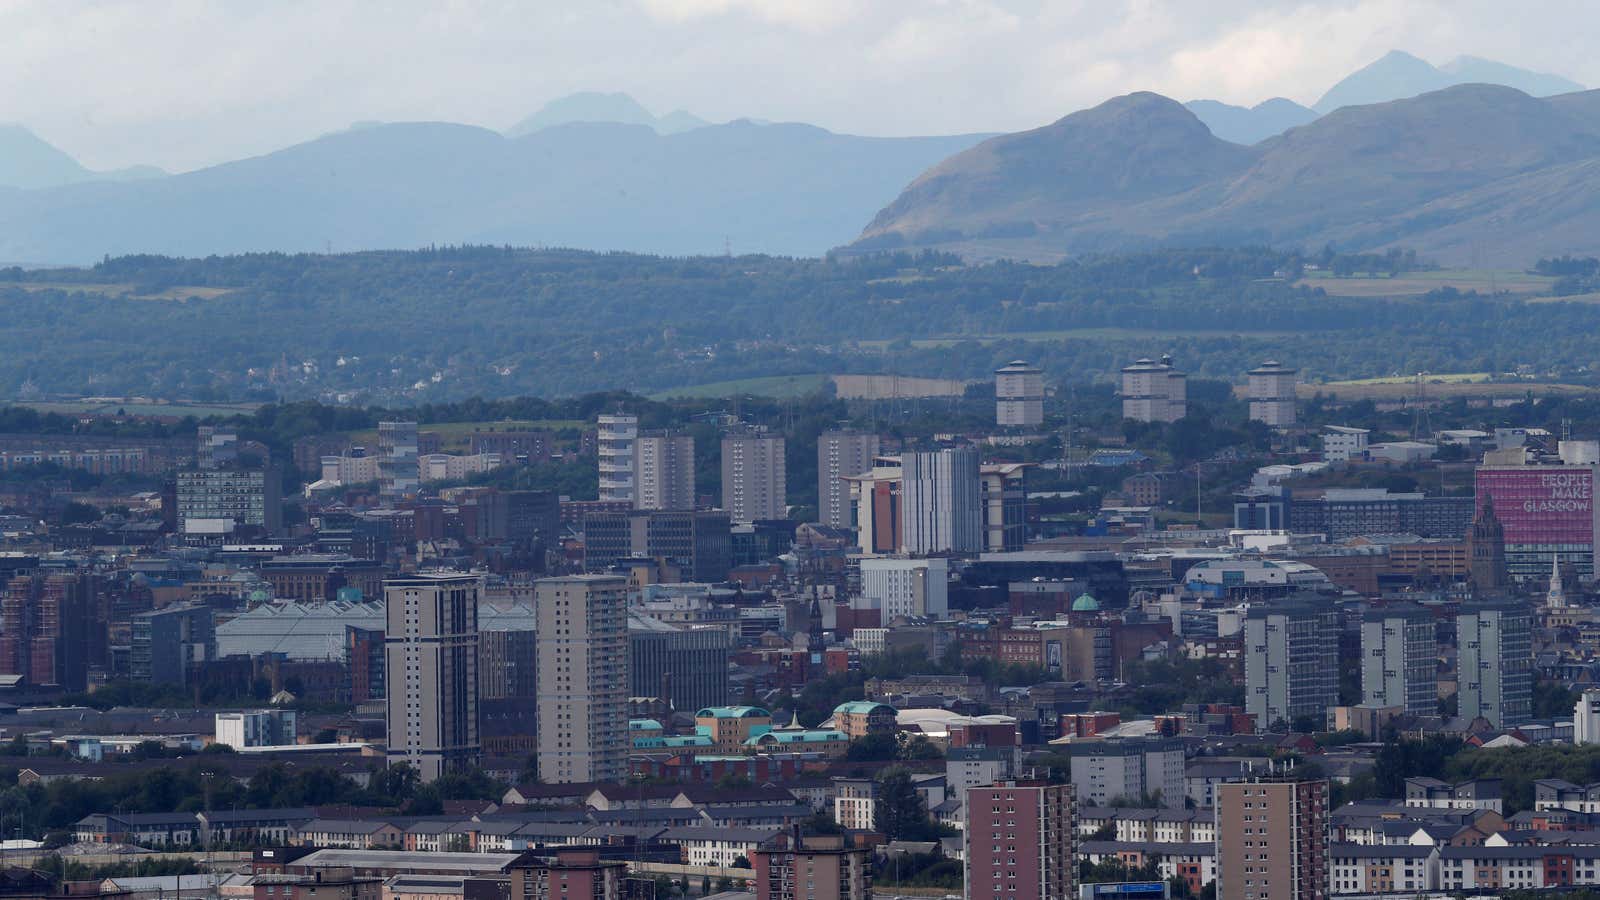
(1300, 268), (1553, 298)
(1325, 372), (1494, 386)
(10, 281), (236, 301)
(16, 399), (262, 419)
(854, 327), (1300, 351)
(649, 374), (833, 400)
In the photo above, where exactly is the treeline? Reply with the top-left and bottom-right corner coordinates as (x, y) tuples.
(0, 759), (504, 840)
(0, 243), (1545, 403)
(1534, 255), (1600, 296)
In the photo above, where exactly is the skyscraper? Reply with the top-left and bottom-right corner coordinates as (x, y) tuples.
(384, 573), (480, 782)
(1247, 360), (1298, 428)
(597, 414), (638, 504)
(721, 432), (787, 522)
(817, 431), (880, 529)
(1217, 777), (1330, 900)
(634, 431), (696, 511)
(1120, 356), (1187, 423)
(901, 447), (981, 554)
(994, 360), (1044, 427)
(1244, 596), (1340, 731)
(1359, 604), (1437, 716)
(536, 575), (629, 784)
(963, 780), (1075, 900)
(1457, 600), (1533, 729)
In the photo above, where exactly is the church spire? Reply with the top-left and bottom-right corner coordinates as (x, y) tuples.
(1549, 554), (1569, 609)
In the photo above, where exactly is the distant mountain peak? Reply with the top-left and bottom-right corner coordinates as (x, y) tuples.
(506, 91), (711, 137)
(1185, 97), (1318, 145)
(1315, 50), (1584, 113)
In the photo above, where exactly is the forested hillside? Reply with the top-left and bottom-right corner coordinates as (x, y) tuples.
(4, 246), (1599, 402)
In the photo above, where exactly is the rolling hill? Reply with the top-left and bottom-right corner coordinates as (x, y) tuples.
(0, 120), (989, 263)
(850, 84), (1600, 265)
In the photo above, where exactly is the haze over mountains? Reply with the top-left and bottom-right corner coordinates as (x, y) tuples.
(1184, 50), (1584, 144)
(0, 51), (1587, 265)
(0, 125), (164, 189)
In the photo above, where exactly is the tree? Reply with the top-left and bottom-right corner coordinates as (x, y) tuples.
(845, 732), (898, 762)
(874, 768), (933, 841)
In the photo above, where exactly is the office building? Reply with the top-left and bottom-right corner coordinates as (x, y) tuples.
(377, 422), (419, 498)
(635, 431), (696, 511)
(384, 574), (480, 782)
(214, 709), (297, 749)
(818, 431), (880, 529)
(131, 604), (213, 686)
(175, 468), (281, 535)
(629, 619), (730, 712)
(751, 833), (870, 900)
(1576, 689), (1600, 745)
(1360, 604), (1437, 716)
(902, 447), (982, 555)
(1475, 461), (1600, 582)
(535, 575), (629, 784)
(418, 452), (501, 483)
(722, 433), (787, 522)
(1234, 488), (1289, 531)
(979, 463), (1029, 552)
(1069, 737), (1185, 808)
(995, 360), (1044, 427)
(259, 555), (386, 604)
(1457, 600), (1533, 729)
(1287, 489), (1474, 541)
(1217, 777), (1330, 900)
(963, 781), (1074, 900)
(596, 414), (638, 504)
(581, 509), (732, 583)
(0, 572), (93, 691)
(859, 557), (948, 620)
(196, 427), (239, 469)
(1120, 356), (1187, 423)
(1244, 597), (1340, 730)
(1247, 360), (1298, 428)
(1321, 426), (1370, 462)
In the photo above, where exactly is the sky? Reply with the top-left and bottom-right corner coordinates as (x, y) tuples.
(1, 0), (1594, 172)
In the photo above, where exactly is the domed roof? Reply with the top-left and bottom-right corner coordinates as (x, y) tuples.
(1071, 593), (1100, 612)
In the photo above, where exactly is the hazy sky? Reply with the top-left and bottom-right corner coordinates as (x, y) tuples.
(2, 0), (1593, 172)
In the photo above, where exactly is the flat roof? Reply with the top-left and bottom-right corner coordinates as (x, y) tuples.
(293, 849), (519, 873)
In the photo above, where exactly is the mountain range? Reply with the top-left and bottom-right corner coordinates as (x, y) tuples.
(0, 120), (988, 263)
(1184, 50), (1584, 144)
(0, 51), (1588, 264)
(851, 83), (1600, 266)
